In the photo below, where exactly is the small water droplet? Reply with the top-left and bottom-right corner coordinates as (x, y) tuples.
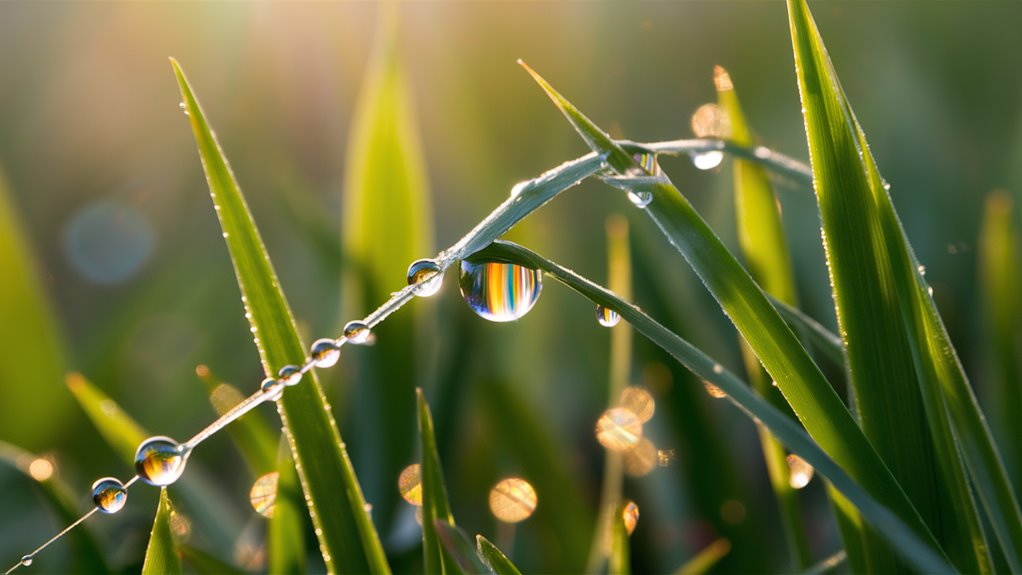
(91, 477), (127, 514)
(310, 338), (341, 368)
(622, 501), (640, 535)
(630, 152), (662, 176)
(627, 191), (653, 208)
(179, 102), (189, 116)
(134, 436), (189, 487)
(250, 472), (278, 518)
(786, 454), (814, 489)
(917, 264), (926, 276)
(657, 449), (675, 467)
(343, 321), (371, 344)
(596, 304), (621, 327)
(406, 259), (443, 297)
(703, 381), (727, 399)
(277, 365), (302, 387)
(712, 364), (724, 374)
(459, 260), (542, 322)
(489, 477), (537, 523)
(691, 151), (724, 170)
(20, 555), (33, 567)
(261, 377), (284, 401)
(398, 464), (423, 506)
(509, 181), (529, 198)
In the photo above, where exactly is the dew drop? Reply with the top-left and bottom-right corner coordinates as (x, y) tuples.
(343, 321), (372, 344)
(179, 102), (189, 116)
(459, 260), (543, 322)
(596, 304), (621, 327)
(596, 407), (643, 452)
(91, 477), (127, 514)
(277, 365), (302, 387)
(691, 151), (724, 170)
(622, 501), (640, 535)
(786, 454), (815, 489)
(406, 259), (443, 297)
(310, 338), (341, 368)
(703, 381), (727, 399)
(134, 436), (189, 487)
(627, 191), (653, 209)
(261, 377), (284, 401)
(489, 477), (537, 523)
(509, 181), (529, 198)
(20, 555), (32, 567)
(398, 464), (422, 506)
(631, 152), (662, 177)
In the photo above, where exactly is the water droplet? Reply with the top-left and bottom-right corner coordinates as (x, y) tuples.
(310, 338), (341, 368)
(917, 264), (926, 276)
(250, 472), (278, 518)
(510, 181), (529, 198)
(343, 321), (372, 344)
(786, 454), (814, 489)
(928, 286), (934, 296)
(134, 436), (189, 487)
(622, 501), (640, 535)
(277, 365), (302, 387)
(691, 151), (724, 170)
(459, 260), (543, 322)
(703, 381), (727, 399)
(20, 555), (33, 567)
(630, 152), (662, 177)
(91, 477), (127, 514)
(398, 464), (422, 506)
(618, 386), (654, 423)
(406, 259), (443, 297)
(261, 377), (284, 401)
(489, 477), (537, 523)
(712, 364), (724, 374)
(596, 304), (621, 327)
(179, 102), (189, 116)
(627, 191), (653, 208)
(596, 407), (643, 452)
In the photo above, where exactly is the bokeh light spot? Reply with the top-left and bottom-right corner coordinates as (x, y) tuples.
(618, 386), (655, 423)
(596, 407), (643, 452)
(250, 472), (279, 518)
(63, 199), (154, 285)
(398, 464), (422, 506)
(489, 477), (537, 523)
(786, 454), (815, 490)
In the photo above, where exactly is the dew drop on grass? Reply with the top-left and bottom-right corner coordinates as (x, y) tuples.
(459, 260), (542, 322)
(786, 454), (815, 489)
(397, 464), (422, 506)
(596, 304), (621, 327)
(310, 338), (341, 368)
(134, 436), (189, 487)
(691, 151), (724, 170)
(509, 181), (528, 198)
(622, 501), (640, 535)
(343, 321), (372, 344)
(91, 477), (127, 514)
(596, 407), (643, 452)
(703, 381), (727, 399)
(489, 477), (537, 523)
(631, 152), (662, 177)
(250, 472), (278, 518)
(627, 191), (653, 208)
(406, 259), (443, 297)
(20, 556), (32, 567)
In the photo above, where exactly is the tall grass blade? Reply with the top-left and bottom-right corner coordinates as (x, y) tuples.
(476, 535), (523, 575)
(715, 65), (811, 569)
(171, 58), (389, 574)
(141, 488), (182, 575)
(433, 521), (491, 573)
(470, 240), (954, 574)
(787, 0), (1015, 570)
(416, 388), (464, 575)
(608, 503), (630, 575)
(0, 168), (71, 449)
(196, 367), (277, 475)
(268, 450), (306, 575)
(178, 545), (246, 575)
(673, 538), (732, 575)
(342, 6), (434, 529)
(66, 372), (147, 463)
(518, 62), (945, 565)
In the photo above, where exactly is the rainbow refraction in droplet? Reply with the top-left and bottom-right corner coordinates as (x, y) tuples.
(632, 152), (661, 176)
(91, 477), (127, 514)
(459, 260), (543, 322)
(596, 304), (621, 327)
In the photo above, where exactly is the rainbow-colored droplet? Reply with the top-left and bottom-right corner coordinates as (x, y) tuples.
(459, 260), (543, 323)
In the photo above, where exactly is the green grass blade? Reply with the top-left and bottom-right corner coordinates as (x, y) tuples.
(787, 0), (1014, 570)
(476, 535), (523, 575)
(673, 538), (732, 575)
(196, 366), (277, 475)
(716, 65), (811, 569)
(66, 372), (147, 464)
(608, 503), (630, 575)
(141, 488), (182, 575)
(341, 6), (434, 528)
(978, 191), (1022, 484)
(171, 58), (389, 574)
(470, 240), (955, 575)
(178, 545), (246, 575)
(519, 63), (945, 565)
(769, 297), (845, 368)
(268, 450), (306, 575)
(416, 388), (463, 575)
(434, 521), (491, 574)
(0, 168), (71, 449)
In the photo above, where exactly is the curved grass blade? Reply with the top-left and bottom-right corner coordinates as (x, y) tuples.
(769, 297), (844, 368)
(518, 61), (944, 565)
(716, 65), (810, 569)
(434, 521), (490, 574)
(470, 240), (955, 575)
(268, 449), (306, 575)
(787, 0), (1015, 570)
(476, 535), (522, 575)
(608, 503), (630, 575)
(0, 169), (71, 449)
(171, 59), (388, 574)
(141, 488), (182, 575)
(416, 388), (464, 575)
(66, 372), (147, 464)
(673, 538), (732, 575)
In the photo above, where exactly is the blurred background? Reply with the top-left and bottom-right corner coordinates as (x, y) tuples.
(1, 1), (1021, 573)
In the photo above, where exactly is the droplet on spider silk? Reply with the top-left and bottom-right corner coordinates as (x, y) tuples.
(459, 260), (542, 322)
(135, 436), (190, 487)
(310, 338), (341, 368)
(91, 477), (127, 514)
(277, 365), (302, 387)
(627, 191), (653, 208)
(596, 304), (620, 327)
(343, 321), (372, 344)
(631, 152), (662, 177)
(19, 555), (33, 567)
(691, 151), (724, 170)
(406, 259), (443, 297)
(261, 377), (284, 401)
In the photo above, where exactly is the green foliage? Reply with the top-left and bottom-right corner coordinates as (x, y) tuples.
(476, 535), (523, 575)
(141, 489), (182, 575)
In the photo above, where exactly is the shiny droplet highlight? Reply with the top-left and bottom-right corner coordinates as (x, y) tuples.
(398, 464), (422, 506)
(134, 436), (189, 487)
(622, 501), (640, 535)
(691, 151), (724, 171)
(786, 454), (815, 489)
(459, 260), (543, 322)
(277, 365), (302, 387)
(343, 321), (371, 344)
(489, 477), (537, 523)
(261, 377), (284, 401)
(407, 259), (444, 297)
(310, 338), (341, 368)
(91, 477), (127, 514)
(596, 304), (620, 327)
(626, 191), (653, 208)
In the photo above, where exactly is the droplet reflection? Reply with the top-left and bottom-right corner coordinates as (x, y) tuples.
(459, 260), (543, 322)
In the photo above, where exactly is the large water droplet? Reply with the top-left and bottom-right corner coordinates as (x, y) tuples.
(20, 555), (33, 567)
(509, 181), (529, 198)
(691, 151), (724, 170)
(135, 436), (189, 486)
(343, 321), (372, 344)
(596, 304), (620, 327)
(406, 259), (443, 297)
(622, 500), (640, 535)
(310, 338), (341, 368)
(91, 477), (127, 514)
(459, 260), (543, 322)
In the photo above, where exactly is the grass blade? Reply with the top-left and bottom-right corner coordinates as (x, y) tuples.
(416, 388), (463, 575)
(66, 372), (147, 464)
(268, 450), (307, 575)
(171, 58), (389, 574)
(341, 6), (434, 529)
(787, 0), (1016, 570)
(608, 503), (630, 575)
(141, 488), (182, 575)
(470, 240), (954, 574)
(715, 65), (811, 569)
(476, 535), (523, 575)
(434, 521), (491, 574)
(519, 62), (945, 565)
(178, 545), (246, 575)
(673, 538), (732, 575)
(196, 366), (277, 476)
